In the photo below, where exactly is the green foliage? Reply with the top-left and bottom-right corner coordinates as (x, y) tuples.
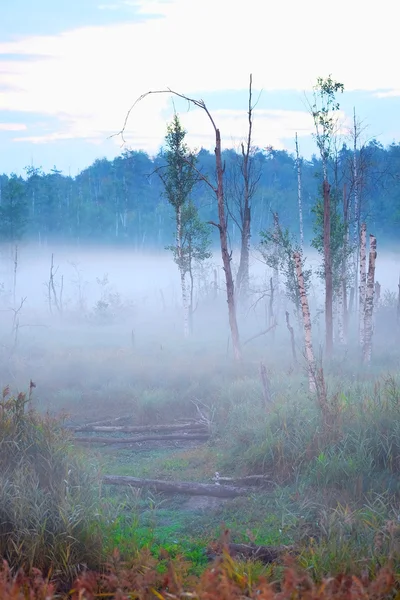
(1, 136), (400, 244)
(260, 218), (311, 315)
(161, 115), (211, 279)
(0, 174), (27, 241)
(166, 200), (212, 275)
(162, 114), (197, 211)
(311, 75), (344, 167)
(311, 186), (352, 291)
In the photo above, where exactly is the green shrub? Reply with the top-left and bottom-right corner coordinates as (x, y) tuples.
(0, 387), (109, 581)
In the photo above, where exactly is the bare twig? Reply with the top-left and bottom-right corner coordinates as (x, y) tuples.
(243, 321), (277, 346)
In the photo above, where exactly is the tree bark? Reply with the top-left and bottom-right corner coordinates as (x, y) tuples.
(294, 252), (316, 393)
(323, 180), (333, 358)
(102, 475), (249, 498)
(74, 433), (209, 444)
(272, 212), (280, 318)
(235, 74), (254, 305)
(215, 128), (241, 361)
(259, 361), (271, 407)
(362, 234), (377, 364)
(70, 423), (207, 433)
(342, 182), (349, 343)
(285, 311), (297, 362)
(176, 205), (190, 338)
(295, 132), (304, 250)
(359, 222), (367, 347)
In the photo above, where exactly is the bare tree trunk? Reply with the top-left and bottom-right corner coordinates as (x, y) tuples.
(363, 234), (377, 364)
(342, 182), (349, 344)
(294, 252), (316, 393)
(236, 74), (254, 305)
(374, 281), (381, 306)
(259, 362), (271, 408)
(176, 205), (189, 338)
(215, 129), (241, 361)
(285, 311), (297, 362)
(359, 222), (367, 347)
(269, 277), (274, 326)
(323, 180), (333, 358)
(116, 88), (242, 359)
(295, 132), (304, 250)
(272, 212), (280, 318)
(352, 108), (359, 313)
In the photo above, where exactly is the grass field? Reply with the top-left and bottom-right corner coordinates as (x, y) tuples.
(1, 248), (400, 596)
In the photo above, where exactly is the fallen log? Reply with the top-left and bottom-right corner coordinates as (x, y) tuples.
(74, 433), (209, 444)
(212, 475), (273, 487)
(70, 423), (207, 434)
(102, 475), (249, 498)
(77, 415), (133, 428)
(206, 542), (295, 564)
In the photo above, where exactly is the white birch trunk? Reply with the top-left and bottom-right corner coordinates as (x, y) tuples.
(294, 252), (316, 393)
(272, 212), (280, 318)
(176, 206), (189, 338)
(295, 133), (304, 250)
(359, 223), (367, 347)
(352, 108), (359, 313)
(362, 235), (377, 364)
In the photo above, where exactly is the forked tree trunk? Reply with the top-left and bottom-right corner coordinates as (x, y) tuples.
(295, 133), (304, 250)
(363, 234), (377, 364)
(323, 180), (333, 358)
(215, 129), (241, 361)
(236, 74), (254, 305)
(117, 88), (242, 361)
(294, 252), (316, 393)
(359, 222), (367, 347)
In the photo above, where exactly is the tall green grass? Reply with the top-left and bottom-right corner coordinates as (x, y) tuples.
(0, 387), (114, 582)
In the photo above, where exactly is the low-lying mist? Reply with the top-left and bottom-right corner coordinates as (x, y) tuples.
(0, 241), (399, 420)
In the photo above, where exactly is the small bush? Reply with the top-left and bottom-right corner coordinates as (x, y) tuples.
(0, 387), (109, 582)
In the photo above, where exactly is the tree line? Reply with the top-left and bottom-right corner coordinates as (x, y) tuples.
(0, 135), (399, 248)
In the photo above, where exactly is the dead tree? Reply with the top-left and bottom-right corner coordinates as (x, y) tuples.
(285, 311), (297, 362)
(359, 222), (367, 347)
(114, 88), (241, 360)
(233, 74), (261, 306)
(295, 132), (304, 250)
(362, 235), (377, 364)
(323, 179), (333, 357)
(259, 362), (271, 408)
(310, 76), (344, 359)
(272, 212), (280, 318)
(294, 252), (316, 393)
(342, 182), (349, 343)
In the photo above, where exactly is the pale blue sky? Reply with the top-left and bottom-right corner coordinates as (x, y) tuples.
(0, 0), (399, 175)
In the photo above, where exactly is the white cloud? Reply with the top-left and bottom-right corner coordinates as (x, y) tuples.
(0, 0), (398, 154)
(0, 123), (27, 131)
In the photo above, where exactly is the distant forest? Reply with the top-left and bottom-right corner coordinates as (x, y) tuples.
(0, 140), (399, 248)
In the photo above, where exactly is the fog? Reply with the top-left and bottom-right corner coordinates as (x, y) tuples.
(0, 242), (399, 420)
